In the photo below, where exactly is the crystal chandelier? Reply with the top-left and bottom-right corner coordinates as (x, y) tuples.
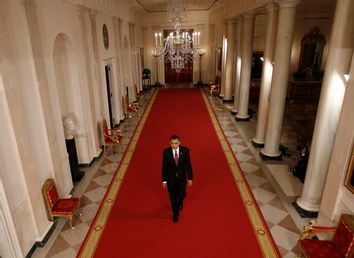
(153, 0), (204, 73)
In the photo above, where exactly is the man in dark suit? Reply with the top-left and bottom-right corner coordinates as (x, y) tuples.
(162, 135), (193, 223)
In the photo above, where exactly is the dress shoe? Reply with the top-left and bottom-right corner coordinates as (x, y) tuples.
(172, 215), (179, 223)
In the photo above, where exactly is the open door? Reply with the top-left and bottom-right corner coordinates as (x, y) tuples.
(104, 64), (114, 128)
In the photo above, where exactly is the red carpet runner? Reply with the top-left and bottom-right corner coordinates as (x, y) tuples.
(78, 89), (280, 258)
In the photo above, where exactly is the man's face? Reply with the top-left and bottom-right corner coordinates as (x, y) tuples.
(170, 139), (180, 150)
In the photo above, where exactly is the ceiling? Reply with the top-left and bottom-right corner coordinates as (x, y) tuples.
(135, 0), (218, 13)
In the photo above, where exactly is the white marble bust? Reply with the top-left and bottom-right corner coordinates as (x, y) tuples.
(63, 115), (78, 140)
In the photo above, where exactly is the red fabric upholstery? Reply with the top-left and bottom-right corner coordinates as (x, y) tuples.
(47, 185), (58, 207)
(103, 125), (109, 136)
(299, 239), (343, 258)
(105, 136), (119, 144)
(51, 198), (80, 215)
(334, 222), (354, 256)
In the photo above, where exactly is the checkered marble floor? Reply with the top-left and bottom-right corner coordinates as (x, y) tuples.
(32, 88), (309, 258)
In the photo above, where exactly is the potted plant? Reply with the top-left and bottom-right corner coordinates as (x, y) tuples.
(142, 68), (151, 79)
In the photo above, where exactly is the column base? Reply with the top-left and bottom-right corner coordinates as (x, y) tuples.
(223, 98), (234, 103)
(251, 139), (264, 148)
(293, 201), (318, 218)
(235, 115), (250, 121)
(230, 110), (238, 115)
(259, 149), (282, 160)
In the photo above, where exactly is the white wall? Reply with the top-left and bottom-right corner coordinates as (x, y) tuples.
(0, 0), (140, 255)
(318, 52), (354, 225)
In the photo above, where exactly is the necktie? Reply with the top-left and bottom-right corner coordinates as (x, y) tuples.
(174, 150), (179, 166)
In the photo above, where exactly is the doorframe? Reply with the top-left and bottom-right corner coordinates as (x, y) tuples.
(102, 59), (118, 128)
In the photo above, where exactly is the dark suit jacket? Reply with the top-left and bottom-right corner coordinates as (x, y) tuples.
(162, 146), (193, 184)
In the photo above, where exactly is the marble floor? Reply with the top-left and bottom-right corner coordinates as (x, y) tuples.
(31, 85), (316, 258)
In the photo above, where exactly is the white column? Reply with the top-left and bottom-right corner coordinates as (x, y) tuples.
(112, 17), (125, 121)
(296, 0), (354, 216)
(235, 12), (255, 120)
(231, 18), (242, 114)
(224, 20), (236, 101)
(260, 0), (299, 159)
(77, 5), (100, 156)
(89, 9), (105, 119)
(220, 28), (227, 97)
(252, 4), (278, 147)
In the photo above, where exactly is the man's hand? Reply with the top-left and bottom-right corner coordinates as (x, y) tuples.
(162, 182), (167, 189)
(188, 180), (192, 187)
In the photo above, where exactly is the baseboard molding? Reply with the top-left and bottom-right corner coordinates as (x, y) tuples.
(79, 149), (103, 168)
(25, 221), (56, 258)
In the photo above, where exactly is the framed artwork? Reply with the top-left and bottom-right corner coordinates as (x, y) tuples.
(344, 145), (354, 194)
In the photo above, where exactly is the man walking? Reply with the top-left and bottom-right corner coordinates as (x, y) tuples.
(162, 135), (193, 223)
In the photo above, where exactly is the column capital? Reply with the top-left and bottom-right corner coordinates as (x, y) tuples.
(23, 0), (36, 8)
(226, 19), (236, 24)
(278, 0), (300, 8)
(112, 17), (119, 24)
(89, 9), (98, 19)
(234, 16), (243, 23)
(77, 5), (88, 17)
(242, 11), (256, 19)
(266, 3), (278, 12)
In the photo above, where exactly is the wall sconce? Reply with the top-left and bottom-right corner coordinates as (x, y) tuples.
(344, 74), (350, 82)
(192, 31), (201, 46)
(260, 57), (264, 62)
(154, 32), (163, 47)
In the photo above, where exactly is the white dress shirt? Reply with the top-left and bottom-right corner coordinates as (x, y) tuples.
(163, 147), (179, 184)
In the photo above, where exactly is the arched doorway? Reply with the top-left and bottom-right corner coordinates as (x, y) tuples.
(164, 29), (194, 83)
(53, 33), (88, 177)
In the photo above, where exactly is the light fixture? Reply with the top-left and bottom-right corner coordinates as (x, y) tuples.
(260, 57), (264, 62)
(344, 74), (350, 82)
(152, 0), (203, 73)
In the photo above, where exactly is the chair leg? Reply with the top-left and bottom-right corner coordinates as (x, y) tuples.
(69, 216), (74, 229)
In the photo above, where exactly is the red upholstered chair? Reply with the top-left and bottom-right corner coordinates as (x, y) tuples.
(298, 214), (354, 258)
(209, 75), (221, 96)
(125, 95), (139, 118)
(102, 119), (122, 152)
(42, 179), (81, 229)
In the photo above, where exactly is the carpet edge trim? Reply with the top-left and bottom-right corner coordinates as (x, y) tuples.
(77, 90), (159, 258)
(200, 90), (280, 258)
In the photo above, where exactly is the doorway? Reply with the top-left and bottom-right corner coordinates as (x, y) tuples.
(104, 64), (114, 128)
(164, 29), (194, 83)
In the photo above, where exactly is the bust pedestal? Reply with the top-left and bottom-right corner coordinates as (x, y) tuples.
(65, 138), (84, 182)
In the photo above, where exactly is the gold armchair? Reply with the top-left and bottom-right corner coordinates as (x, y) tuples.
(42, 178), (81, 229)
(125, 95), (139, 118)
(297, 214), (354, 257)
(102, 119), (122, 152)
(209, 75), (221, 96)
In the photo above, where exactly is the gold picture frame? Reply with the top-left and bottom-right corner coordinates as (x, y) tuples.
(344, 145), (354, 194)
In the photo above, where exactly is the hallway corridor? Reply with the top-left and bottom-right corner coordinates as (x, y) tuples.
(32, 86), (311, 258)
